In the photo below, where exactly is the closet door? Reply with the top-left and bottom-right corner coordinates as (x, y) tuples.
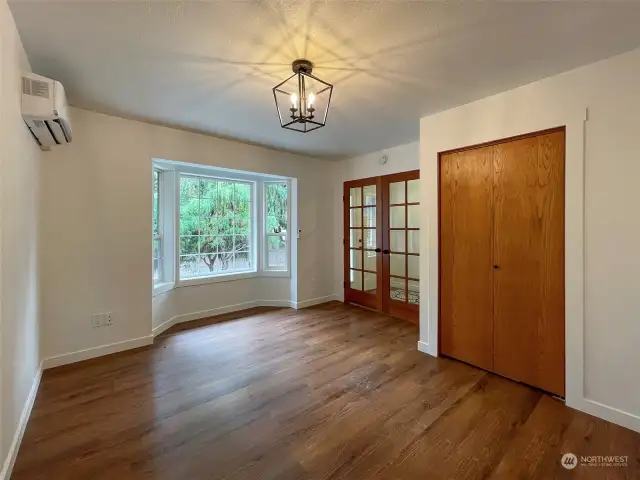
(492, 130), (565, 396)
(343, 177), (383, 310)
(439, 148), (494, 370)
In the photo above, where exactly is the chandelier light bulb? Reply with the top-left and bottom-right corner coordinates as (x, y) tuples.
(308, 93), (315, 107)
(290, 94), (297, 108)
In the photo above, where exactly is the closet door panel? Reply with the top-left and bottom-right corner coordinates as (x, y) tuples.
(493, 131), (565, 396)
(440, 148), (494, 370)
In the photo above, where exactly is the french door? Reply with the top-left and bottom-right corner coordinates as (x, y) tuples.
(343, 170), (420, 323)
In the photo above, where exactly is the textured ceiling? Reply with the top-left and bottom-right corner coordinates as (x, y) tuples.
(9, 1), (640, 159)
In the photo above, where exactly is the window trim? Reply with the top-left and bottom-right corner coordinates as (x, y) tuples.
(153, 168), (176, 296)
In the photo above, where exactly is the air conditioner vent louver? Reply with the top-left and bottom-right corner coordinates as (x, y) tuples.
(22, 77), (49, 99)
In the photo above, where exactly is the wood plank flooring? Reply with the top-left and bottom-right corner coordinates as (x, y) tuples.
(12, 302), (640, 479)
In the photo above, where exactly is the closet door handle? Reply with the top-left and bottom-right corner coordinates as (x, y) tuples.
(383, 249), (390, 254)
(493, 265), (500, 269)
(374, 248), (381, 253)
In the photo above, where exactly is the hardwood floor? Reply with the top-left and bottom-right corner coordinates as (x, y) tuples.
(12, 302), (640, 479)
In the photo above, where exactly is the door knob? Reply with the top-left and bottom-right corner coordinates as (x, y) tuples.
(493, 265), (500, 269)
(383, 249), (390, 254)
(374, 248), (381, 253)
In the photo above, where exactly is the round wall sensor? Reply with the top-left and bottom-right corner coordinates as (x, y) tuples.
(379, 155), (388, 165)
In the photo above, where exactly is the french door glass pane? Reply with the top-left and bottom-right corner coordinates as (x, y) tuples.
(408, 280), (420, 304)
(390, 253), (405, 277)
(363, 207), (376, 227)
(407, 179), (419, 203)
(364, 272), (377, 293)
(407, 230), (419, 254)
(389, 206), (405, 228)
(350, 229), (363, 248)
(363, 252), (377, 272)
(350, 208), (362, 228)
(350, 187), (362, 207)
(362, 185), (376, 205)
(350, 249), (363, 269)
(390, 231), (405, 252)
(408, 255), (419, 279)
(364, 229), (376, 249)
(408, 205), (420, 228)
(390, 279), (406, 302)
(389, 181), (405, 204)
(350, 269), (363, 290)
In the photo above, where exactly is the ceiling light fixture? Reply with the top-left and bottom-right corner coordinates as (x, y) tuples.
(272, 59), (333, 133)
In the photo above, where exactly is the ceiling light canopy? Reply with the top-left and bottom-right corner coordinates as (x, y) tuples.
(273, 59), (333, 133)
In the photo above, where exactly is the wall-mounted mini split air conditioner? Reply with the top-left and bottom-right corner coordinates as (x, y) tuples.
(21, 73), (72, 151)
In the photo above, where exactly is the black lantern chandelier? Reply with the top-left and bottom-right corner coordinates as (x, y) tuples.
(272, 59), (333, 133)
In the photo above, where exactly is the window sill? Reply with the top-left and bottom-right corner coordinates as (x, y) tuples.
(177, 270), (258, 288)
(153, 281), (175, 297)
(261, 269), (290, 278)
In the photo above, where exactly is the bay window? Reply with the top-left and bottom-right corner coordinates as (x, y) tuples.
(152, 161), (290, 292)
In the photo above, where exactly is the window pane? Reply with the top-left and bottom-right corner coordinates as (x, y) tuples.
(153, 238), (161, 259)
(235, 252), (251, 270)
(234, 235), (249, 252)
(267, 236), (286, 269)
(180, 255), (198, 278)
(265, 183), (288, 271)
(179, 175), (254, 279)
(153, 171), (160, 237)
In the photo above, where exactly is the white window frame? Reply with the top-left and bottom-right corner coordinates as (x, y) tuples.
(177, 173), (257, 287)
(152, 160), (291, 292)
(263, 180), (291, 276)
(153, 168), (176, 296)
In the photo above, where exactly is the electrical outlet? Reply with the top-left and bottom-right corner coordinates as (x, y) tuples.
(105, 312), (113, 325)
(91, 314), (103, 328)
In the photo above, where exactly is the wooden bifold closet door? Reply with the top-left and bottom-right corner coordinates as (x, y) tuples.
(439, 128), (565, 397)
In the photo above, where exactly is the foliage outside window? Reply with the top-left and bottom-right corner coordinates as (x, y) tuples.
(179, 175), (252, 278)
(152, 170), (162, 284)
(265, 182), (288, 270)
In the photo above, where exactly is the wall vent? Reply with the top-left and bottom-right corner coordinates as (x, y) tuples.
(22, 77), (50, 98)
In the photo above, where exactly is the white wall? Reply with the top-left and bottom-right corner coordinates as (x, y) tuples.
(0, 0), (42, 475)
(420, 47), (640, 432)
(40, 107), (334, 361)
(331, 141), (419, 299)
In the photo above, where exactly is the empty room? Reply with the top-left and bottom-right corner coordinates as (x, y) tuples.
(1, 0), (640, 478)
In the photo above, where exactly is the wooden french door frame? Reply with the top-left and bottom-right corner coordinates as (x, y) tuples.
(343, 176), (383, 311)
(343, 170), (420, 323)
(381, 171), (420, 323)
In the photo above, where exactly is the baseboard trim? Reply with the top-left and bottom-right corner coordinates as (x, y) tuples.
(570, 398), (640, 434)
(0, 362), (43, 480)
(42, 336), (154, 370)
(294, 295), (339, 309)
(152, 300), (294, 337)
(417, 340), (430, 354)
